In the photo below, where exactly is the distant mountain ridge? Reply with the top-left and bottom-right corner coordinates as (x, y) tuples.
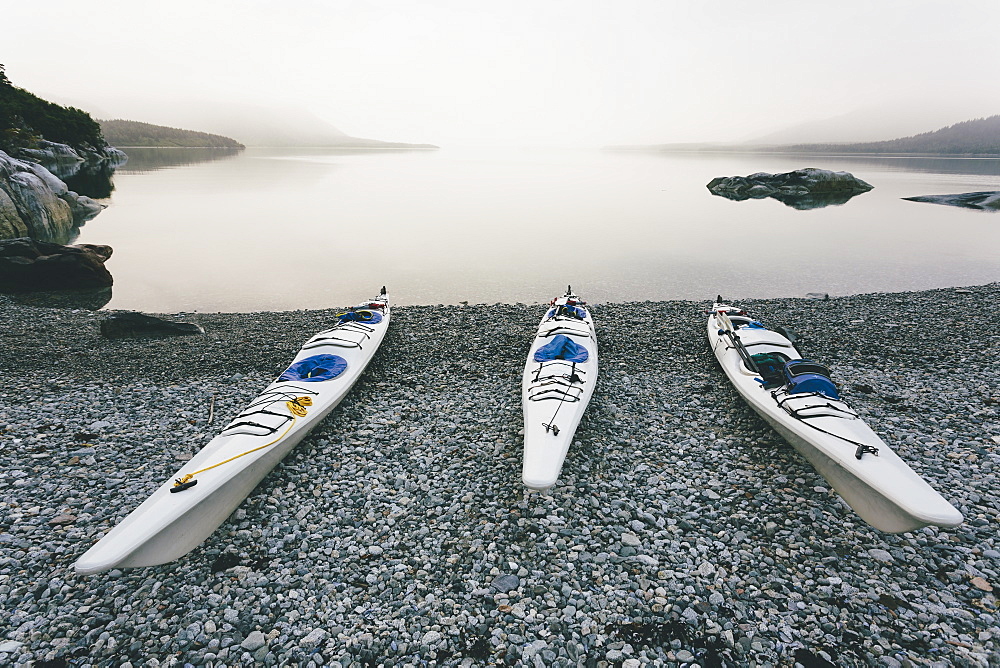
(785, 116), (1000, 155)
(99, 119), (245, 148)
(612, 115), (1000, 156)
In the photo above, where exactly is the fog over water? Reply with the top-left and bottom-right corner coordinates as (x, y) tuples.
(72, 147), (1000, 312)
(5, 1), (1000, 148)
(6, 2), (1000, 310)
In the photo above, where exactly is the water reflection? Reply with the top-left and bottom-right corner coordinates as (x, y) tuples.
(710, 188), (869, 210)
(629, 149), (1000, 177)
(35, 151), (125, 199)
(62, 159), (119, 199)
(117, 147), (244, 173)
(775, 153), (1000, 177)
(70, 147), (1000, 312)
(7, 287), (112, 310)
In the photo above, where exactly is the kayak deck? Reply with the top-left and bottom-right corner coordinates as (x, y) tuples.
(707, 302), (962, 533)
(74, 291), (391, 574)
(522, 289), (599, 490)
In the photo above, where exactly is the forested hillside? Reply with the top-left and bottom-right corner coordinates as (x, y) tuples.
(789, 116), (1000, 155)
(0, 64), (105, 153)
(99, 119), (244, 148)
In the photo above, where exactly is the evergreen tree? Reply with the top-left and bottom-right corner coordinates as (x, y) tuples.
(0, 62), (106, 152)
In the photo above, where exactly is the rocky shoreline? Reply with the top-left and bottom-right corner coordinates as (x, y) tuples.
(0, 147), (114, 243)
(0, 284), (998, 666)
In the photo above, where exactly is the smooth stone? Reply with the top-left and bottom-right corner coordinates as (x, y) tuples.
(241, 631), (266, 651)
(490, 574), (520, 593)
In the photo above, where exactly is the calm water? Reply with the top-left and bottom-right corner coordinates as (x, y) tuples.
(74, 147), (1000, 312)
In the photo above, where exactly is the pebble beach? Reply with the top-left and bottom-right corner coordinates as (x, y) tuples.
(1, 284), (998, 667)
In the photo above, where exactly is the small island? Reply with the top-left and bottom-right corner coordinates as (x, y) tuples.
(707, 168), (874, 210)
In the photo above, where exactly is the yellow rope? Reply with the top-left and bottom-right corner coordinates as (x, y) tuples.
(173, 396), (313, 487)
(287, 396), (312, 416)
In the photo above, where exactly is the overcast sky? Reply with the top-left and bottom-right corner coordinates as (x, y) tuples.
(5, 0), (1000, 147)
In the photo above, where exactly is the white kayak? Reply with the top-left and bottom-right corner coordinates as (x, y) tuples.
(75, 288), (392, 574)
(521, 287), (599, 490)
(707, 300), (962, 533)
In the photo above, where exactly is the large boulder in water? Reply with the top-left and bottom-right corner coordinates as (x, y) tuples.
(707, 168), (874, 209)
(0, 237), (113, 291)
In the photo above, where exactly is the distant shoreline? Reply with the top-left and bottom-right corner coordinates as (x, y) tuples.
(608, 116), (1000, 157)
(115, 144), (439, 150)
(604, 146), (1000, 158)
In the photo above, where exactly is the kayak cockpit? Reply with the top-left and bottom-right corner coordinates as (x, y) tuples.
(727, 316), (764, 329)
(544, 304), (588, 321)
(527, 335), (591, 402)
(302, 308), (385, 351)
(745, 353), (840, 400)
(784, 360), (840, 400)
(746, 351), (790, 385)
(539, 305), (592, 339)
(278, 354), (348, 382)
(534, 334), (589, 363)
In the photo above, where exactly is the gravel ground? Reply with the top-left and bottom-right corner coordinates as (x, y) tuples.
(0, 284), (998, 667)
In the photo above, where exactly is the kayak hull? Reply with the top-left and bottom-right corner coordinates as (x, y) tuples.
(755, 402), (962, 533)
(92, 447), (286, 571)
(74, 291), (391, 574)
(521, 291), (599, 490)
(707, 303), (962, 533)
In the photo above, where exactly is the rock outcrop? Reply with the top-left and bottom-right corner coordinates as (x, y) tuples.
(707, 168), (874, 210)
(100, 312), (205, 339)
(0, 237), (113, 291)
(0, 149), (106, 242)
(902, 191), (1000, 211)
(17, 140), (127, 180)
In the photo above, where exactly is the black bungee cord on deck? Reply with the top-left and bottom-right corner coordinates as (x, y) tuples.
(715, 307), (881, 461)
(771, 388), (881, 460)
